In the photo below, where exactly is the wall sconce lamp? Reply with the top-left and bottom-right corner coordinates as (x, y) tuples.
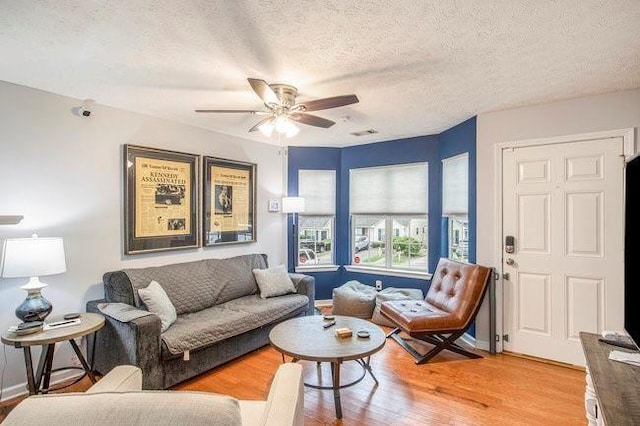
(0, 215), (24, 225)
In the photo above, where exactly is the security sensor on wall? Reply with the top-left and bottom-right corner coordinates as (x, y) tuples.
(79, 99), (96, 117)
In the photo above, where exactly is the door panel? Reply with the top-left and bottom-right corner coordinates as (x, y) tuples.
(518, 272), (550, 334)
(502, 137), (624, 365)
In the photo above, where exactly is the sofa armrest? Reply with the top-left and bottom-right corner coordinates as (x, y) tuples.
(87, 300), (164, 389)
(289, 273), (315, 316)
(86, 365), (142, 393)
(262, 363), (304, 426)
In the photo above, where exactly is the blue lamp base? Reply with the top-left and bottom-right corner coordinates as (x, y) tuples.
(16, 289), (52, 322)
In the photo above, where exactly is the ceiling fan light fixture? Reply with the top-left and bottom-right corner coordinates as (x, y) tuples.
(285, 123), (300, 138)
(258, 118), (275, 137)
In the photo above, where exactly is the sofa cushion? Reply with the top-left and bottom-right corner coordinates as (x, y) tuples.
(122, 254), (268, 315)
(138, 280), (177, 332)
(2, 391), (242, 426)
(204, 254), (267, 304)
(160, 294), (309, 358)
(253, 264), (296, 299)
(123, 260), (216, 315)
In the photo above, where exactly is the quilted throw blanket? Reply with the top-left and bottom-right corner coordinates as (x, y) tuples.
(97, 302), (154, 322)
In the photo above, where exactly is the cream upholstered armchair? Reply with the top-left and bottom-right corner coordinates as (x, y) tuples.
(3, 364), (304, 426)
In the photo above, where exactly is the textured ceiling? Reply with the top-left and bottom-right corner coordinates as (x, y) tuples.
(1, 1), (639, 147)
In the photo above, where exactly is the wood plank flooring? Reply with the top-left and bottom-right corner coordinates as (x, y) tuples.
(174, 338), (586, 425)
(1, 325), (586, 425)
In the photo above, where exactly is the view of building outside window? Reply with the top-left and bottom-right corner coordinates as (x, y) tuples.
(298, 215), (334, 265)
(352, 215), (428, 271)
(297, 168), (336, 267)
(448, 216), (469, 262)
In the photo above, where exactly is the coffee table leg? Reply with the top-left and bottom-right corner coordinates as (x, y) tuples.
(363, 356), (379, 385)
(331, 361), (343, 419)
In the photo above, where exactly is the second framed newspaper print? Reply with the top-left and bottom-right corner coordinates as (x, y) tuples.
(124, 144), (199, 254)
(203, 156), (256, 246)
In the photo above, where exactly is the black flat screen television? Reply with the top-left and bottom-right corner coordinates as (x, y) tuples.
(624, 155), (640, 351)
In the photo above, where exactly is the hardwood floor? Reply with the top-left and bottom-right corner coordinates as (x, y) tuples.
(174, 338), (586, 425)
(1, 328), (586, 425)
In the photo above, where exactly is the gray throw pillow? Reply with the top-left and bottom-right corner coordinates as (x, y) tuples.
(138, 280), (177, 332)
(253, 265), (296, 299)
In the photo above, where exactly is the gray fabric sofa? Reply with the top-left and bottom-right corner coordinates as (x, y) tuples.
(86, 254), (315, 389)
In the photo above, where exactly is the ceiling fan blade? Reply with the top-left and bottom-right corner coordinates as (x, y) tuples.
(247, 78), (280, 106)
(298, 94), (359, 112)
(290, 113), (336, 128)
(248, 116), (275, 132)
(195, 109), (262, 113)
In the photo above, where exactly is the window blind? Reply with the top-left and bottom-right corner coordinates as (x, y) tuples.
(349, 163), (428, 214)
(298, 169), (336, 215)
(442, 153), (469, 216)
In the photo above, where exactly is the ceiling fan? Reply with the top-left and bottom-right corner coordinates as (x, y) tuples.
(195, 78), (359, 138)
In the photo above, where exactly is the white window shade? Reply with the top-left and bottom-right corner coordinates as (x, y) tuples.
(442, 153), (469, 216)
(298, 170), (336, 215)
(350, 163), (428, 214)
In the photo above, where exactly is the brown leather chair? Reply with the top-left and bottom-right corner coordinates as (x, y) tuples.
(380, 258), (492, 364)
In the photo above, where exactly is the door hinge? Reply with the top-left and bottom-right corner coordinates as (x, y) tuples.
(503, 334), (510, 342)
(503, 272), (510, 281)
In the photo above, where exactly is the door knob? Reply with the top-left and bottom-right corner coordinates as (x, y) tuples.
(506, 258), (515, 266)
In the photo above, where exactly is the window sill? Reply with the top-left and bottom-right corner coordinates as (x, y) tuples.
(294, 264), (341, 273)
(343, 265), (432, 280)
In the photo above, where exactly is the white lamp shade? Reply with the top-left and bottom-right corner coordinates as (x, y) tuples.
(1, 236), (66, 278)
(281, 197), (306, 213)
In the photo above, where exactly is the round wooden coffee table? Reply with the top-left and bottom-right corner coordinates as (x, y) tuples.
(269, 315), (385, 419)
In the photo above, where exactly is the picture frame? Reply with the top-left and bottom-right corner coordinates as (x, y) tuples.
(124, 144), (199, 254)
(203, 156), (257, 246)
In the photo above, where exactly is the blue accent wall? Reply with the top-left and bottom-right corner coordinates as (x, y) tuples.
(438, 116), (477, 263)
(287, 117), (477, 304)
(438, 116), (478, 335)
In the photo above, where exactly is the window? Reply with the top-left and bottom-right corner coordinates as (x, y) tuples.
(297, 169), (336, 266)
(350, 163), (428, 272)
(442, 153), (469, 262)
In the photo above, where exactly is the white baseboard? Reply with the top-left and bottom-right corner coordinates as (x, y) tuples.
(0, 370), (83, 402)
(461, 332), (476, 348)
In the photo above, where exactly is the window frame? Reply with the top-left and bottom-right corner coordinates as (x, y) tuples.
(348, 162), (429, 275)
(295, 169), (338, 271)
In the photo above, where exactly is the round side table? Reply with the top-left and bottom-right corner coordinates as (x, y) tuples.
(1, 312), (105, 395)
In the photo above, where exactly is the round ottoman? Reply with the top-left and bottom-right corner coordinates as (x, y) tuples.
(331, 280), (377, 319)
(371, 287), (424, 327)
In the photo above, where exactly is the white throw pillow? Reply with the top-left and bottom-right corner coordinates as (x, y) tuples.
(138, 280), (177, 332)
(253, 265), (296, 299)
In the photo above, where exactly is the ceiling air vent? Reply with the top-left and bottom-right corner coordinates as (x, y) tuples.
(350, 129), (379, 137)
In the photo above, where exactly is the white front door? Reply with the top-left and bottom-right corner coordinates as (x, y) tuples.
(502, 137), (624, 365)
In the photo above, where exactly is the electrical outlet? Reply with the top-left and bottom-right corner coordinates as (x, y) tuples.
(375, 280), (383, 291)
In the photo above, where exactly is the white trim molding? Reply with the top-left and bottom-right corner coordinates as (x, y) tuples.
(343, 265), (432, 280)
(493, 127), (636, 355)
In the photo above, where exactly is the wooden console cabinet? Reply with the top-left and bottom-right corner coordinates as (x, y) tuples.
(579, 332), (640, 425)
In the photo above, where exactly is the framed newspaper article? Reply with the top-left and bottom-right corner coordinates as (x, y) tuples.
(203, 156), (256, 246)
(124, 144), (199, 254)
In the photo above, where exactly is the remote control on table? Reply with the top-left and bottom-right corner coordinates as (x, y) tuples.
(323, 320), (336, 329)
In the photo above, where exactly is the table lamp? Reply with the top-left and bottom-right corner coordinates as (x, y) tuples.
(1, 234), (66, 322)
(282, 197), (305, 271)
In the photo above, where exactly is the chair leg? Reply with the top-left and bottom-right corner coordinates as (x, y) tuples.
(389, 329), (481, 364)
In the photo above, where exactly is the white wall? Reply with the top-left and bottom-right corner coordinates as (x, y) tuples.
(0, 81), (287, 397)
(475, 87), (640, 348)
